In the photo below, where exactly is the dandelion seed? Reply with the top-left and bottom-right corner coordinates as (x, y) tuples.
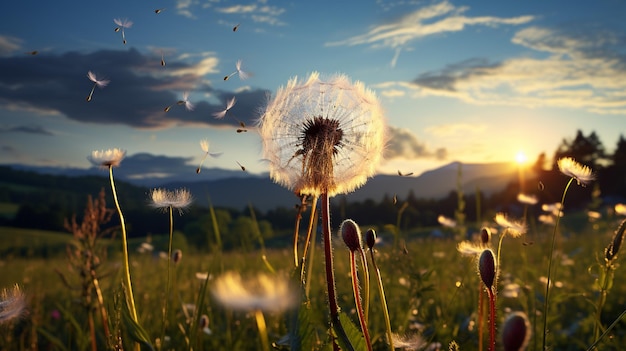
(223, 59), (251, 81)
(149, 188), (193, 213)
(233, 23), (240, 31)
(236, 128), (247, 133)
(113, 18), (133, 44)
(86, 71), (110, 102)
(391, 333), (426, 350)
(236, 161), (246, 171)
(397, 170), (413, 176)
(155, 8), (164, 14)
(26, 51), (38, 55)
(164, 92), (194, 112)
(457, 241), (487, 256)
(160, 51), (166, 66)
(438, 215), (456, 228)
(258, 72), (386, 197)
(542, 202), (563, 216)
(517, 193), (538, 205)
(557, 157), (594, 186)
(0, 285), (26, 324)
(88, 148), (125, 168)
(211, 271), (297, 312)
(196, 140), (222, 173)
(212, 96), (236, 119)
(494, 213), (526, 237)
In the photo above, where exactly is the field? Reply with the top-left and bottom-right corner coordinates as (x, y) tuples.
(1, 209), (625, 351)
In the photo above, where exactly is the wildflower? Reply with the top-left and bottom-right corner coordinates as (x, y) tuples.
(86, 71), (110, 102)
(149, 188), (192, 212)
(211, 271), (297, 312)
(88, 148), (126, 168)
(0, 285), (26, 324)
(223, 59), (251, 80)
(494, 213), (526, 237)
(437, 215), (457, 228)
(502, 311), (531, 351)
(113, 18), (133, 44)
(212, 96), (237, 119)
(557, 157), (594, 186)
(258, 72), (386, 197)
(517, 193), (538, 205)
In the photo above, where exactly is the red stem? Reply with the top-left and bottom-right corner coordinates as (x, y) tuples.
(350, 251), (373, 351)
(487, 287), (496, 351)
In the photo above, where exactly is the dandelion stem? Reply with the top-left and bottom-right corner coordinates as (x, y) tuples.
(358, 248), (370, 323)
(108, 166), (138, 323)
(350, 250), (373, 351)
(487, 287), (496, 351)
(301, 195), (318, 267)
(160, 205), (174, 350)
(369, 248), (394, 350)
(593, 263), (613, 342)
(542, 177), (573, 350)
(254, 309), (270, 351)
(293, 195), (307, 267)
(478, 282), (484, 351)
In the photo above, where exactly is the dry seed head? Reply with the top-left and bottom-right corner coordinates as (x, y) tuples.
(557, 157), (594, 186)
(365, 228), (376, 249)
(340, 219), (362, 252)
(502, 311), (531, 351)
(88, 148), (126, 168)
(479, 249), (497, 290)
(172, 249), (183, 264)
(199, 314), (210, 329)
(605, 218), (626, 262)
(480, 227), (491, 244)
(0, 284), (26, 324)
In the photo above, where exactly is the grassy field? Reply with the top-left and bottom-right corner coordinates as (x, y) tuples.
(1, 213), (626, 351)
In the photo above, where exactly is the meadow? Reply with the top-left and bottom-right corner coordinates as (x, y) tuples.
(1, 207), (625, 350)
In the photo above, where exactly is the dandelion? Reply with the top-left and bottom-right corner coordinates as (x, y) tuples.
(538, 214), (555, 226)
(223, 59), (251, 80)
(155, 8), (164, 14)
(113, 18), (133, 44)
(557, 157), (594, 186)
(366, 229), (394, 350)
(86, 71), (110, 102)
(164, 91), (194, 112)
(0, 285), (25, 324)
(542, 202), (563, 216)
(390, 333), (426, 350)
(88, 148), (138, 325)
(438, 215), (457, 228)
(196, 139), (223, 174)
(516, 193), (538, 205)
(479, 249), (498, 351)
(494, 213), (526, 237)
(614, 203), (626, 216)
(212, 96), (237, 119)
(502, 312), (531, 351)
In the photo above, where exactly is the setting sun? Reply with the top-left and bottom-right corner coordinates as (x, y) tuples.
(515, 150), (528, 164)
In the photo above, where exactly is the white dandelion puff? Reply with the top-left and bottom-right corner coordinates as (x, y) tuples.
(211, 271), (297, 312)
(557, 157), (594, 186)
(149, 188), (192, 212)
(494, 213), (526, 237)
(86, 71), (109, 102)
(224, 59), (251, 81)
(113, 18), (133, 44)
(88, 148), (126, 168)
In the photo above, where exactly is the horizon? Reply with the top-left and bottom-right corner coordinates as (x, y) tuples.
(1, 1), (625, 179)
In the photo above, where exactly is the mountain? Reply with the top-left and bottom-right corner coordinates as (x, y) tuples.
(1, 161), (518, 211)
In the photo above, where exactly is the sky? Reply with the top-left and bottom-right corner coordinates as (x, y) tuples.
(1, 0), (625, 180)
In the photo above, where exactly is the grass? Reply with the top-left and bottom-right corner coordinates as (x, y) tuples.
(1, 216), (626, 350)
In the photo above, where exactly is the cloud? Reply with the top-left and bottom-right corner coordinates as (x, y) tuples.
(425, 123), (486, 137)
(326, 1), (533, 49)
(410, 25), (626, 114)
(214, 2), (287, 26)
(0, 125), (55, 136)
(385, 126), (447, 160)
(0, 35), (22, 56)
(0, 48), (269, 129)
(110, 153), (196, 179)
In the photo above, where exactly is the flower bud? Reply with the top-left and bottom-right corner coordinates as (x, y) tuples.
(173, 249), (183, 264)
(479, 249), (497, 290)
(605, 218), (626, 262)
(340, 219), (362, 252)
(480, 227), (491, 245)
(502, 311), (531, 351)
(366, 229), (376, 249)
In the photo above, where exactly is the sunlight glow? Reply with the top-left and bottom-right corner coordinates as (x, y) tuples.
(515, 150), (528, 164)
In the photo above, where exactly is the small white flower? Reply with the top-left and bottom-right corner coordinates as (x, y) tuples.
(211, 271), (297, 312)
(149, 188), (192, 212)
(557, 157), (594, 186)
(437, 215), (456, 228)
(88, 148), (126, 168)
(494, 213), (526, 237)
(258, 72), (386, 197)
(517, 193), (538, 205)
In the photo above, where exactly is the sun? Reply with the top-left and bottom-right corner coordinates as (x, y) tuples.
(515, 150), (528, 165)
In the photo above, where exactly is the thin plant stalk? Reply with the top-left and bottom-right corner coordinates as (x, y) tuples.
(368, 248), (394, 350)
(91, 272), (111, 340)
(593, 262), (614, 342)
(587, 308), (626, 350)
(304, 206), (319, 300)
(486, 287), (496, 351)
(358, 248), (370, 323)
(301, 195), (319, 268)
(349, 250), (373, 351)
(254, 309), (270, 351)
(160, 205), (174, 349)
(542, 178), (574, 350)
(478, 282), (484, 351)
(293, 195), (308, 267)
(108, 166), (138, 323)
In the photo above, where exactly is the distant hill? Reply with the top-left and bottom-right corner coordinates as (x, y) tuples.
(0, 161), (518, 211)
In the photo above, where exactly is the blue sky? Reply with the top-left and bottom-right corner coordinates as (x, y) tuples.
(1, 0), (625, 180)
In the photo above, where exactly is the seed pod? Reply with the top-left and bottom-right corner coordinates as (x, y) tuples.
(479, 249), (497, 290)
(480, 227), (491, 245)
(340, 219), (362, 252)
(199, 314), (209, 329)
(365, 229), (376, 249)
(502, 311), (531, 351)
(605, 218), (626, 262)
(172, 249), (183, 264)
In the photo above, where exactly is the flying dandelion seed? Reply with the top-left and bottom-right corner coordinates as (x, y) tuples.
(236, 129), (248, 133)
(26, 51), (38, 55)
(164, 92), (194, 112)
(212, 96), (236, 119)
(224, 59), (251, 80)
(236, 161), (246, 171)
(397, 170), (413, 176)
(160, 51), (166, 66)
(196, 139), (222, 174)
(155, 8), (164, 14)
(233, 23), (240, 31)
(113, 18), (133, 44)
(86, 71), (110, 102)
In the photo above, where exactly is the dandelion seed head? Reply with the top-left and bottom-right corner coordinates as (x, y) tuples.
(502, 311), (531, 351)
(258, 72), (386, 197)
(494, 213), (526, 237)
(149, 188), (193, 211)
(557, 157), (594, 186)
(0, 285), (26, 324)
(87, 71), (110, 88)
(517, 193), (538, 205)
(88, 148), (126, 168)
(437, 215), (457, 228)
(211, 271), (297, 312)
(457, 241), (486, 256)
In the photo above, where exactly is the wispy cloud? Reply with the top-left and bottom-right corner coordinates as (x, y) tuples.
(410, 25), (626, 114)
(0, 125), (55, 136)
(385, 126), (447, 160)
(326, 1), (533, 50)
(0, 35), (22, 56)
(0, 49), (268, 129)
(426, 123), (486, 137)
